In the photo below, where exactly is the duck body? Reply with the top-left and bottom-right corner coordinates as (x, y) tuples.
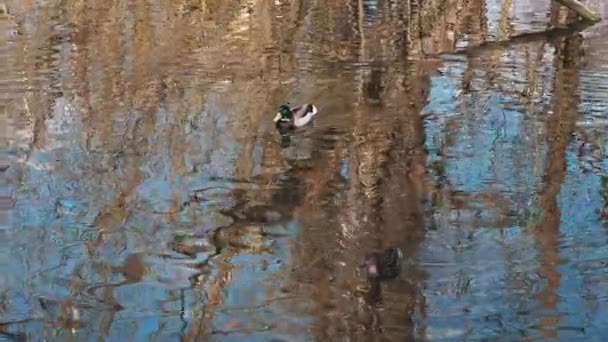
(363, 247), (403, 280)
(274, 104), (318, 132)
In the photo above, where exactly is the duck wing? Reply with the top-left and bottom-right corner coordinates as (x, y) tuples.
(291, 104), (317, 120)
(378, 248), (402, 279)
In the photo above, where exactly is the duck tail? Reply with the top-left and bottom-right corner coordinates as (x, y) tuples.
(309, 104), (318, 116)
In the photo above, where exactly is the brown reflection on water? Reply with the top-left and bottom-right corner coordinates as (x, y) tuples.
(533, 6), (583, 337)
(282, 0), (465, 338)
(460, 0), (488, 94)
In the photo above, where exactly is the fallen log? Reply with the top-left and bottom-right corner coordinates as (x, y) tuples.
(554, 0), (601, 22)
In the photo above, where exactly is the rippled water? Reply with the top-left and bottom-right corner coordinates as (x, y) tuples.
(2, 0), (608, 340)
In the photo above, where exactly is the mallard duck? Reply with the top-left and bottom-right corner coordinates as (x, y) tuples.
(362, 247), (403, 280)
(273, 104), (318, 131)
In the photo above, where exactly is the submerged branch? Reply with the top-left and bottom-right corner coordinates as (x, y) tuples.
(553, 0), (601, 22)
(439, 19), (595, 58)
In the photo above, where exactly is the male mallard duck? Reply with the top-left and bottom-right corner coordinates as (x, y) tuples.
(362, 247), (403, 280)
(273, 104), (318, 131)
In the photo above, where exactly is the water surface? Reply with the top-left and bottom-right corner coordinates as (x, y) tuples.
(2, 0), (608, 340)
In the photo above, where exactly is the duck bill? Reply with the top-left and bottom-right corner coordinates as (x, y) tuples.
(273, 113), (282, 122)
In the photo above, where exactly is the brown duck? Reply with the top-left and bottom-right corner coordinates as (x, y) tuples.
(362, 247), (403, 280)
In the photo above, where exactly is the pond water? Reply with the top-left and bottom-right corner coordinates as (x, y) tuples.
(2, 0), (608, 340)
